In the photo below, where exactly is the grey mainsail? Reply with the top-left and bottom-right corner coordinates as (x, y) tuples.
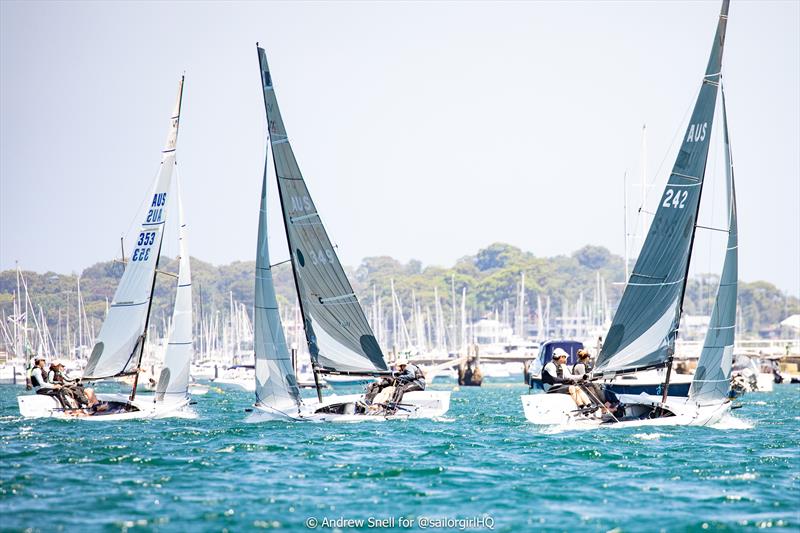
(84, 77), (184, 380)
(689, 87), (737, 404)
(257, 46), (387, 374)
(253, 123), (301, 410)
(596, 0), (730, 374)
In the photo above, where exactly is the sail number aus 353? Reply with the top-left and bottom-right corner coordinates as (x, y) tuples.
(662, 189), (688, 209)
(132, 231), (157, 262)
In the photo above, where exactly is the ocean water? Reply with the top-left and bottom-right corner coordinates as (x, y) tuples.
(1, 381), (798, 532)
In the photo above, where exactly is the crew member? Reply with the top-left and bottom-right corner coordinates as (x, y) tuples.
(541, 348), (590, 407)
(391, 358), (426, 404)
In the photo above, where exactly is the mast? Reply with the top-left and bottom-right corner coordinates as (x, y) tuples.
(129, 235), (165, 402)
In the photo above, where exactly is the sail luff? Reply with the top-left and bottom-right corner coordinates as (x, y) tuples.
(257, 46), (387, 374)
(689, 85), (737, 403)
(595, 1), (729, 374)
(83, 77), (184, 380)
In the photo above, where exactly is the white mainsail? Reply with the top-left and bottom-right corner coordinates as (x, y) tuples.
(83, 77), (184, 380)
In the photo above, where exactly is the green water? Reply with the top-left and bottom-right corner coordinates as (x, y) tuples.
(1, 381), (798, 532)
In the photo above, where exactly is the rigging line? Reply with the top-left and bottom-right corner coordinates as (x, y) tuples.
(636, 85), (701, 230)
(268, 259), (292, 269)
(696, 224), (729, 233)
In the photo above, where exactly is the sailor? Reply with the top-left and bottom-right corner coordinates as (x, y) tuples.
(542, 348), (576, 393)
(572, 349), (593, 376)
(364, 376), (394, 405)
(48, 360), (93, 408)
(389, 357), (425, 405)
(541, 348), (591, 407)
(571, 349), (617, 408)
(29, 356), (49, 389)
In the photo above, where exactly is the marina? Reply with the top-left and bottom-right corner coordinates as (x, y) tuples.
(1, 0), (798, 530)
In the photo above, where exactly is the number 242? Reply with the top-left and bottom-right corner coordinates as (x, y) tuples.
(662, 189), (688, 209)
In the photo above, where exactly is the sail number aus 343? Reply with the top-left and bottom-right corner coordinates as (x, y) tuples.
(662, 189), (688, 209)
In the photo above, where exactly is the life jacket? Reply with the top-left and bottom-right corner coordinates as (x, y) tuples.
(541, 362), (563, 385)
(412, 364), (425, 382)
(29, 366), (46, 388)
(573, 361), (593, 375)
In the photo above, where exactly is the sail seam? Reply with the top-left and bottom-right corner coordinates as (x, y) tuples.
(627, 278), (684, 287)
(111, 301), (148, 307)
(671, 172), (700, 181)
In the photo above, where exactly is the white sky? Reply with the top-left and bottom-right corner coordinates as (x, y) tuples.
(1, 1), (798, 296)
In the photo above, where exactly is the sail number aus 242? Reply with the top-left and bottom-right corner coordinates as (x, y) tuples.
(662, 189), (688, 209)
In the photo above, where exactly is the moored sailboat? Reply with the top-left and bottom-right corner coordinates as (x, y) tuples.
(18, 77), (195, 420)
(246, 46), (449, 422)
(522, 0), (738, 429)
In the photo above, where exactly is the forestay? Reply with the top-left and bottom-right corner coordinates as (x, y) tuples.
(257, 47), (387, 374)
(596, 1), (729, 374)
(689, 88), (737, 404)
(83, 77), (184, 379)
(157, 175), (193, 402)
(252, 96), (301, 409)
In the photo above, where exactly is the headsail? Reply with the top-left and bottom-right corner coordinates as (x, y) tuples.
(83, 76), (184, 379)
(253, 119), (301, 410)
(157, 174), (193, 402)
(689, 87), (737, 404)
(596, 1), (729, 374)
(257, 46), (387, 373)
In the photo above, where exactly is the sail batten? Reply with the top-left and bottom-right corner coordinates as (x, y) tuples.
(596, 1), (729, 374)
(257, 46), (387, 374)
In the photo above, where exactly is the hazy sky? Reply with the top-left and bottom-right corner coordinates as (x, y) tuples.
(1, 1), (798, 296)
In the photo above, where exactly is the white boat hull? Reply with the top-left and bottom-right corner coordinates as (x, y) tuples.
(520, 392), (731, 430)
(17, 392), (194, 420)
(245, 390), (451, 423)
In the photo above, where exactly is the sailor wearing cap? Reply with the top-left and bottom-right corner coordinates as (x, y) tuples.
(541, 348), (582, 393)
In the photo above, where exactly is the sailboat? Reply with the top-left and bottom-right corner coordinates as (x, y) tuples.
(18, 77), (195, 420)
(522, 0), (737, 428)
(246, 45), (450, 422)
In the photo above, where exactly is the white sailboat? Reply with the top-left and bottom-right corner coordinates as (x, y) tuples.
(18, 77), (195, 420)
(522, 0), (738, 429)
(246, 45), (449, 422)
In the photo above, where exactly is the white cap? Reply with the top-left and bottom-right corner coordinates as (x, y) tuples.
(395, 357), (409, 366)
(552, 348), (569, 359)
